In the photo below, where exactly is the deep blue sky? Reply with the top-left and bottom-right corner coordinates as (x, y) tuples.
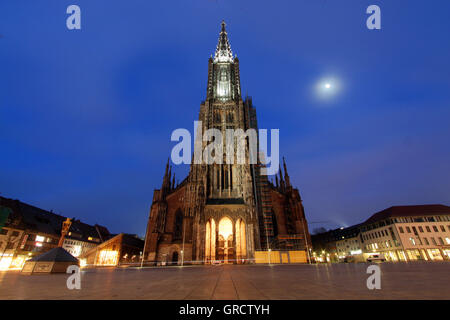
(1, 1), (449, 235)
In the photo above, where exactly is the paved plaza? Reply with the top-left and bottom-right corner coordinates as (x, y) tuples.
(0, 262), (449, 299)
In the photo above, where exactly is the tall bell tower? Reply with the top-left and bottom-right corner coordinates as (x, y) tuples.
(185, 20), (261, 263)
(143, 21), (311, 266)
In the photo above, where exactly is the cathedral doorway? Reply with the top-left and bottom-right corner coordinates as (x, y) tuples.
(171, 251), (179, 265)
(205, 216), (246, 264)
(217, 217), (234, 263)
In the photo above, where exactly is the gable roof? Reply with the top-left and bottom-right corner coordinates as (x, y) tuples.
(0, 196), (110, 241)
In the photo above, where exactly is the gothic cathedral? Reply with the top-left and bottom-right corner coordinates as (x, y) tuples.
(143, 22), (311, 265)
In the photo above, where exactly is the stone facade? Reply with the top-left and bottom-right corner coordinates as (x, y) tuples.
(143, 22), (311, 265)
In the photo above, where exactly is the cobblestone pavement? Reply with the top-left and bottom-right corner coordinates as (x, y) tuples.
(0, 262), (449, 299)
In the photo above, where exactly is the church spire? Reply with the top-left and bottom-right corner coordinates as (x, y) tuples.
(158, 158), (171, 200)
(283, 157), (291, 188)
(172, 173), (176, 190)
(162, 158), (170, 190)
(214, 20), (234, 63)
(279, 164), (285, 191)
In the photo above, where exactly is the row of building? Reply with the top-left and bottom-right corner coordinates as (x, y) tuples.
(2, 196), (449, 269)
(0, 196), (144, 270)
(311, 204), (450, 262)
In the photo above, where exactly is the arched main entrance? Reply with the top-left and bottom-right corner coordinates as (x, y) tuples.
(217, 217), (234, 264)
(205, 216), (247, 264)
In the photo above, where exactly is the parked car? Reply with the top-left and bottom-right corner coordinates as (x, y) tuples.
(367, 253), (386, 262)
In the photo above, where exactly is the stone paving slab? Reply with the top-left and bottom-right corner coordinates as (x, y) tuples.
(0, 262), (449, 300)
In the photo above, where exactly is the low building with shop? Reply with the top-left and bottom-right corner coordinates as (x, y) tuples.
(79, 233), (144, 267)
(311, 225), (364, 263)
(312, 204), (450, 263)
(360, 205), (450, 261)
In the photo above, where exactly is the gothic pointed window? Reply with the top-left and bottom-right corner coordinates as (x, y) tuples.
(216, 166), (220, 190)
(173, 209), (183, 240)
(224, 166), (229, 189)
(271, 210), (278, 237)
(230, 165), (233, 190)
(216, 64), (231, 101)
(214, 112), (221, 123)
(227, 112), (234, 123)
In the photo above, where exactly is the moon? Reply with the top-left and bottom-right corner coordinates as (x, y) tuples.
(315, 77), (341, 101)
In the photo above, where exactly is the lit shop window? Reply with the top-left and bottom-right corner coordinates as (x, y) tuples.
(446, 238), (450, 245)
(407, 249), (421, 260)
(0, 255), (13, 270)
(72, 245), (82, 257)
(386, 251), (398, 262)
(35, 235), (45, 242)
(10, 256), (26, 269)
(443, 250), (450, 260)
(398, 251), (407, 261)
(427, 249), (443, 261)
(97, 250), (118, 266)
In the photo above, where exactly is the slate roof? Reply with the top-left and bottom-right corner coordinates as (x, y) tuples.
(0, 196), (110, 241)
(365, 204), (450, 224)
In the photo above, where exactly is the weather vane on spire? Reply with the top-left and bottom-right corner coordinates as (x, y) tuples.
(221, 20), (226, 32)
